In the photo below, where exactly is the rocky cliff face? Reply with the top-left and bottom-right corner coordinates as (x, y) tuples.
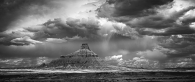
(40, 43), (106, 69)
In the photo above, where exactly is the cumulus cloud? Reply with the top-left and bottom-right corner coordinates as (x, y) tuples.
(117, 56), (161, 68)
(0, 0), (103, 32)
(98, 0), (195, 36)
(0, 58), (24, 66)
(163, 57), (195, 68)
(36, 57), (52, 65)
(0, 18), (101, 46)
(0, 15), (142, 46)
(105, 55), (123, 61)
(11, 36), (42, 45)
(157, 34), (195, 59)
(0, 57), (52, 68)
(128, 6), (195, 36)
(27, 18), (101, 40)
(103, 55), (195, 68)
(45, 38), (67, 43)
(0, 35), (42, 46)
(105, 55), (123, 66)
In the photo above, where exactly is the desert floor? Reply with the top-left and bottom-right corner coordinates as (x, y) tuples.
(0, 69), (195, 82)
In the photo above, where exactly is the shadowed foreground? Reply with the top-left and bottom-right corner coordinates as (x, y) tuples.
(0, 72), (195, 82)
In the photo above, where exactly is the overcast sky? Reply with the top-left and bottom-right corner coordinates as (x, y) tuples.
(0, 0), (195, 68)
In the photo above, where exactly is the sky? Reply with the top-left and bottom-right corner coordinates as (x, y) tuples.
(0, 0), (195, 68)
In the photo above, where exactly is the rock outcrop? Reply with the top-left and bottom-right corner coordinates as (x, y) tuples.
(40, 43), (105, 69)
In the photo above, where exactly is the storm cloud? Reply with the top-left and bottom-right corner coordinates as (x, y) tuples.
(1, 0), (195, 68)
(98, 0), (195, 36)
(99, 0), (173, 17)
(0, 0), (61, 32)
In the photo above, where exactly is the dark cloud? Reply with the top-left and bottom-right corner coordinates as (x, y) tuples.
(0, 0), (60, 32)
(0, 17), (102, 46)
(30, 18), (102, 41)
(98, 0), (195, 36)
(0, 29), (38, 46)
(114, 0), (173, 16)
(124, 6), (195, 36)
(98, 0), (173, 17)
(136, 25), (195, 36)
(157, 34), (195, 59)
(159, 26), (195, 36)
